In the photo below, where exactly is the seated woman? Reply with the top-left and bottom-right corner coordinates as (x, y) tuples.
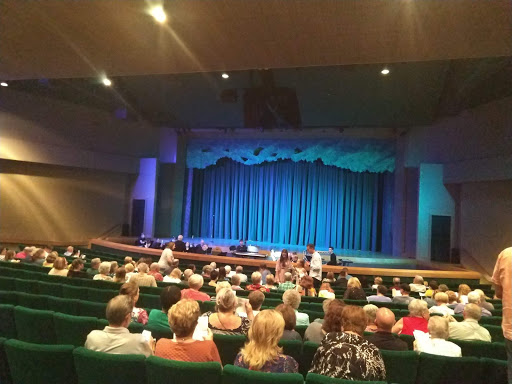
(457, 284), (471, 305)
(318, 283), (335, 299)
(208, 270), (219, 287)
(148, 286), (182, 329)
(119, 281), (148, 325)
(164, 267), (183, 284)
(309, 305), (386, 381)
(93, 262), (113, 281)
(298, 275), (317, 297)
(155, 299), (221, 363)
(235, 310), (299, 373)
(265, 274), (277, 291)
(304, 299), (343, 344)
(27, 248), (46, 266)
(113, 267), (127, 283)
(343, 277), (367, 300)
(283, 289), (310, 326)
(428, 292), (455, 316)
(275, 304), (302, 341)
(413, 316), (461, 357)
(68, 259), (88, 278)
(322, 272), (336, 284)
(363, 304), (378, 332)
(204, 288), (252, 335)
(48, 257), (69, 277)
(42, 252), (56, 268)
(293, 259), (308, 279)
(392, 299), (429, 335)
(109, 261), (119, 277)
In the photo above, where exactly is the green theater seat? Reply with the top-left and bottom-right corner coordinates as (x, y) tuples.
(306, 372), (386, 384)
(295, 325), (308, 338)
(222, 364), (304, 384)
(38, 280), (62, 297)
(63, 285), (89, 300)
(483, 324), (504, 342)
(5, 339), (77, 384)
(0, 304), (17, 338)
(0, 337), (11, 384)
(278, 339), (303, 366)
(87, 287), (117, 303)
(14, 278), (38, 294)
(146, 356), (222, 384)
(47, 296), (80, 316)
(145, 324), (174, 340)
(0, 276), (11, 291)
(213, 334), (247, 366)
(128, 321), (145, 334)
(480, 316), (502, 326)
(398, 334), (414, 350)
(380, 349), (419, 384)
(17, 291), (49, 310)
(79, 300), (107, 318)
(481, 358), (508, 384)
(416, 353), (482, 384)
(201, 300), (216, 313)
(73, 347), (146, 384)
(138, 294), (161, 310)
(14, 306), (56, 344)
(449, 339), (506, 360)
(54, 312), (100, 347)
(0, 291), (18, 305)
(301, 341), (319, 375)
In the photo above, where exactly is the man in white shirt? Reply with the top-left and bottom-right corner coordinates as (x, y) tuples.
(449, 304), (491, 342)
(225, 265), (236, 278)
(307, 243), (322, 289)
(85, 295), (153, 357)
(414, 316), (461, 357)
(235, 265), (248, 283)
(158, 242), (174, 271)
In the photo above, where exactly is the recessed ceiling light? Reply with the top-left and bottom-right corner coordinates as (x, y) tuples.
(102, 77), (112, 86)
(222, 73), (229, 79)
(0, 82), (8, 87)
(381, 68), (390, 75)
(149, 6), (167, 23)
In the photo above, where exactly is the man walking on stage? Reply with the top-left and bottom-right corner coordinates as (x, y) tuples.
(307, 243), (322, 289)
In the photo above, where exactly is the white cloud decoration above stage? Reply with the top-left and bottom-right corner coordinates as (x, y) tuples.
(187, 138), (395, 173)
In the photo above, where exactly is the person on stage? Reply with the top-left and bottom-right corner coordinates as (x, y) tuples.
(275, 249), (292, 283)
(326, 246), (338, 266)
(307, 244), (322, 289)
(136, 233), (148, 247)
(236, 239), (248, 253)
(174, 235), (187, 252)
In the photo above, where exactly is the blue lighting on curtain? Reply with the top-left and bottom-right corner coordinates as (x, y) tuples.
(187, 158), (393, 252)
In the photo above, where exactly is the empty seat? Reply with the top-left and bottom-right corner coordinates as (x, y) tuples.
(14, 278), (38, 294)
(0, 276), (11, 291)
(380, 349), (419, 384)
(87, 287), (117, 303)
(484, 324), (505, 342)
(213, 334), (247, 366)
(0, 304), (17, 338)
(0, 290), (18, 305)
(62, 285), (89, 300)
(5, 339), (77, 384)
(306, 372), (386, 384)
(79, 300), (107, 318)
(73, 346), (146, 384)
(17, 291), (49, 310)
(278, 339), (303, 366)
(47, 296), (80, 316)
(0, 337), (11, 384)
(146, 356), (222, 384)
(481, 358), (508, 384)
(416, 353), (482, 384)
(300, 341), (319, 375)
(222, 364), (304, 384)
(480, 316), (502, 326)
(38, 280), (63, 297)
(54, 312), (100, 347)
(14, 306), (56, 344)
(138, 294), (161, 310)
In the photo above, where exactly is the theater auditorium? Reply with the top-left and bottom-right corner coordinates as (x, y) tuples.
(0, 1), (511, 384)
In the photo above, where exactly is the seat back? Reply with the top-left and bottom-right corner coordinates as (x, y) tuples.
(14, 306), (56, 344)
(380, 350), (419, 384)
(213, 334), (247, 366)
(73, 346), (147, 384)
(47, 296), (80, 316)
(416, 353), (482, 384)
(79, 300), (107, 318)
(145, 324), (174, 340)
(483, 324), (505, 342)
(5, 339), (76, 384)
(0, 304), (17, 338)
(278, 339), (303, 366)
(0, 337), (11, 384)
(306, 372), (387, 384)
(222, 364), (303, 384)
(17, 291), (48, 310)
(301, 341), (319, 376)
(54, 312), (100, 346)
(146, 356), (222, 384)
(480, 358), (508, 384)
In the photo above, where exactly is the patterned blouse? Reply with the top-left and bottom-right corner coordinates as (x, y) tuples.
(204, 311), (251, 336)
(309, 332), (386, 381)
(235, 353), (299, 373)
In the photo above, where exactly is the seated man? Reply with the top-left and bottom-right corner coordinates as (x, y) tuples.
(174, 235), (187, 252)
(86, 258), (101, 276)
(85, 295), (153, 357)
(246, 271), (270, 292)
(278, 272), (296, 292)
(448, 303), (491, 342)
(231, 274), (243, 290)
(453, 291), (492, 317)
(392, 283), (415, 305)
(181, 274), (211, 301)
(235, 239), (247, 253)
(326, 246), (338, 266)
(332, 268), (349, 288)
(413, 316), (461, 357)
(63, 246), (74, 257)
(365, 308), (408, 350)
(235, 265), (248, 283)
(367, 285), (392, 303)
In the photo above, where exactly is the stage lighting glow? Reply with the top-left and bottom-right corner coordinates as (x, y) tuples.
(0, 82), (8, 87)
(381, 68), (390, 75)
(102, 77), (112, 86)
(222, 73), (229, 79)
(150, 6), (167, 23)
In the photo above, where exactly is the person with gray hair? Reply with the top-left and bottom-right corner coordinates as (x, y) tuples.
(174, 235), (186, 252)
(448, 303), (491, 342)
(392, 299), (429, 335)
(363, 304), (379, 332)
(130, 262), (157, 287)
(225, 265), (235, 278)
(413, 316), (461, 357)
(409, 275), (426, 293)
(283, 289), (310, 326)
(278, 272), (296, 292)
(181, 274), (211, 301)
(203, 288), (253, 335)
(454, 291), (492, 317)
(93, 262), (113, 281)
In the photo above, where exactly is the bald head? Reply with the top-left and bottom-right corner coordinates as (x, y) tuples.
(375, 307), (396, 332)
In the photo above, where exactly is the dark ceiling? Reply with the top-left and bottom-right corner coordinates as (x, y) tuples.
(4, 56), (512, 130)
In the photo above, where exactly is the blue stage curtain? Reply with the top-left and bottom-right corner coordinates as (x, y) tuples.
(187, 159), (393, 252)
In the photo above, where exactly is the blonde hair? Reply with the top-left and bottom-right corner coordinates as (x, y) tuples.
(98, 262), (112, 275)
(216, 288), (237, 312)
(282, 289), (301, 309)
(125, 263), (135, 273)
(434, 292), (449, 304)
(216, 281), (231, 294)
(170, 268), (182, 279)
(240, 310), (284, 370)
(347, 277), (362, 289)
(168, 299), (200, 338)
(458, 284), (471, 297)
(266, 274), (275, 285)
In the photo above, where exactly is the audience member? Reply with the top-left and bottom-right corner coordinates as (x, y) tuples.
(202, 265), (212, 278)
(363, 304), (379, 332)
(429, 292), (455, 316)
(409, 275), (426, 293)
(181, 274), (211, 301)
(187, 264), (196, 274)
(298, 275), (317, 297)
(231, 274), (243, 290)
(148, 286), (182, 329)
(205, 288), (252, 335)
(275, 304), (302, 341)
(332, 268), (349, 288)
(264, 274), (277, 290)
(218, 266), (227, 281)
(454, 290), (492, 317)
(119, 281), (148, 325)
(164, 268), (183, 284)
(318, 282), (335, 298)
(365, 308), (408, 351)
(42, 251), (57, 267)
(183, 268), (193, 283)
(474, 289), (494, 311)
(124, 256), (135, 267)
(68, 259), (88, 278)
(235, 239), (247, 253)
(225, 265), (235, 278)
(239, 291), (264, 318)
(148, 263), (163, 282)
(86, 258), (101, 277)
(63, 246), (74, 257)
(125, 263), (136, 281)
(304, 299), (336, 343)
(371, 276), (383, 290)
(413, 316), (461, 357)
(158, 242), (175, 271)
(173, 235), (187, 252)
(113, 267), (127, 283)
(448, 303), (491, 342)
(93, 262), (113, 281)
(343, 277), (367, 300)
(438, 284), (449, 292)
(277, 272), (296, 292)
(458, 284), (471, 304)
(85, 295), (153, 356)
(16, 246), (33, 260)
(367, 285), (392, 303)
(283, 289), (309, 326)
(322, 272), (336, 284)
(235, 266), (248, 283)
(48, 257), (69, 277)
(247, 271), (270, 292)
(293, 259), (308, 279)
(392, 299), (429, 335)
(235, 310), (299, 373)
(2, 250), (19, 263)
(310, 305), (386, 381)
(390, 277), (401, 297)
(130, 262), (157, 287)
(208, 270), (219, 287)
(392, 283), (415, 305)
(256, 263), (270, 285)
(275, 249), (292, 283)
(26, 248), (45, 266)
(425, 280), (439, 298)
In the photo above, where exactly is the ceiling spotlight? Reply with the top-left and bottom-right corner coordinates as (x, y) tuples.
(149, 6), (167, 23)
(381, 68), (390, 75)
(102, 77), (112, 86)
(0, 82), (8, 87)
(221, 73), (229, 79)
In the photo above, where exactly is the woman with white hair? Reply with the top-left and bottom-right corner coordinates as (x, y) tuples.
(413, 316), (461, 357)
(392, 299), (429, 335)
(363, 304), (379, 332)
(93, 262), (113, 281)
(204, 288), (253, 335)
(409, 275), (426, 293)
